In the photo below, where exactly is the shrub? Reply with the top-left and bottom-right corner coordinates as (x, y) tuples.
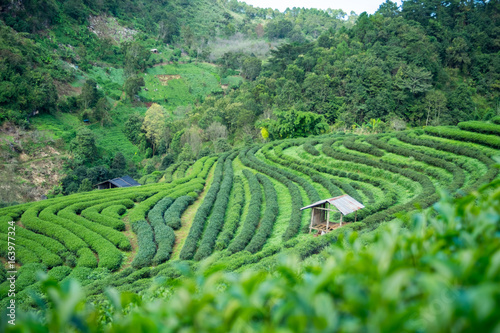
(194, 153), (236, 260)
(164, 195), (195, 230)
(245, 174), (278, 253)
(131, 220), (156, 269)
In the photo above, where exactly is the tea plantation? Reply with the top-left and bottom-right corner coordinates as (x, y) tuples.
(1, 122), (500, 331)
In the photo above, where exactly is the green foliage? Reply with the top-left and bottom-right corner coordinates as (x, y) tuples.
(131, 219), (156, 269)
(164, 195), (194, 230)
(194, 153), (236, 260)
(70, 127), (99, 164)
(458, 121), (500, 136)
(227, 169), (262, 254)
(215, 175), (245, 251)
(9, 180), (500, 331)
(179, 153), (229, 260)
(265, 110), (329, 139)
(245, 174), (278, 253)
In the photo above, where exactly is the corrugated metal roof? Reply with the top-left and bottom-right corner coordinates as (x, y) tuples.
(96, 176), (141, 188)
(300, 195), (364, 216)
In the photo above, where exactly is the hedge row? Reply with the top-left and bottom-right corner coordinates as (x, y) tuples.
(21, 204), (88, 253)
(39, 203), (123, 270)
(194, 153), (237, 260)
(239, 146), (303, 241)
(164, 196), (195, 230)
(322, 138), (438, 227)
(4, 232), (62, 267)
(262, 143), (321, 203)
(302, 140), (320, 156)
(148, 197), (175, 265)
(174, 161), (192, 180)
(272, 141), (365, 202)
(101, 204), (127, 219)
(397, 132), (498, 192)
(366, 136), (465, 192)
(227, 169), (262, 254)
(342, 136), (384, 157)
(492, 116), (500, 125)
(424, 126), (500, 149)
(271, 139), (408, 222)
(179, 153), (230, 260)
(76, 248), (98, 268)
(164, 163), (181, 183)
(0, 240), (40, 265)
(458, 121), (500, 136)
(131, 220), (156, 269)
(215, 176), (245, 251)
(81, 198), (136, 231)
(59, 204), (131, 251)
(245, 174), (278, 253)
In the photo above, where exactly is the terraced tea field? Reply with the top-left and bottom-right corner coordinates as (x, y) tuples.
(1, 122), (499, 308)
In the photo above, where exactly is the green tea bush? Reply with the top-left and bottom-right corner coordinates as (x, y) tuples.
(458, 120), (500, 136)
(131, 220), (156, 269)
(215, 176), (245, 250)
(164, 196), (195, 230)
(76, 248), (98, 268)
(245, 174), (278, 253)
(343, 136), (384, 157)
(179, 154), (229, 260)
(101, 204), (127, 219)
(148, 197), (175, 265)
(227, 169), (262, 254)
(239, 147), (303, 241)
(16, 181), (500, 331)
(425, 126), (500, 149)
(492, 116), (500, 125)
(302, 140), (320, 156)
(194, 153), (236, 260)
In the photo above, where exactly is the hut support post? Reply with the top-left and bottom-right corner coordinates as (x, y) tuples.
(326, 203), (330, 230)
(309, 208), (315, 233)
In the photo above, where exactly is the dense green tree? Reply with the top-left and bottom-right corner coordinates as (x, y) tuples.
(241, 57), (262, 81)
(124, 76), (145, 101)
(111, 152), (127, 171)
(123, 113), (144, 145)
(70, 128), (98, 164)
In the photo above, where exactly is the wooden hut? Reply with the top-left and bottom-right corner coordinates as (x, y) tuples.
(300, 195), (364, 234)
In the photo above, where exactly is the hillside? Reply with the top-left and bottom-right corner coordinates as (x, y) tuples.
(1, 0), (500, 330)
(1, 121), (500, 319)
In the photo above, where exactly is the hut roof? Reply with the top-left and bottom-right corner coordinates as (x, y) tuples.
(96, 176), (141, 188)
(300, 194), (364, 216)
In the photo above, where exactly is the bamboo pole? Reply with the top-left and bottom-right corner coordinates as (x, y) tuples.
(326, 203), (330, 230)
(309, 208), (315, 234)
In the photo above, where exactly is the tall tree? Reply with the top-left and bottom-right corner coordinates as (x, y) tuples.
(142, 103), (166, 156)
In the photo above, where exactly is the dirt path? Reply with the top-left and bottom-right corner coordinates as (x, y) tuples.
(170, 164), (216, 260)
(119, 214), (138, 270)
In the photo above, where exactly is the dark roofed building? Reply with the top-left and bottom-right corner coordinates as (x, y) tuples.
(96, 176), (141, 190)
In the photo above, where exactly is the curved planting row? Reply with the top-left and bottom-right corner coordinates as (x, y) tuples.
(424, 126), (500, 149)
(179, 153), (231, 260)
(458, 121), (500, 136)
(215, 176), (245, 251)
(239, 147), (303, 241)
(245, 174), (278, 253)
(164, 196), (195, 230)
(227, 169), (262, 254)
(194, 152), (237, 261)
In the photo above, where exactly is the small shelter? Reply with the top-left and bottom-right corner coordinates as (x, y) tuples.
(300, 195), (364, 234)
(150, 48), (158, 53)
(96, 176), (141, 190)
